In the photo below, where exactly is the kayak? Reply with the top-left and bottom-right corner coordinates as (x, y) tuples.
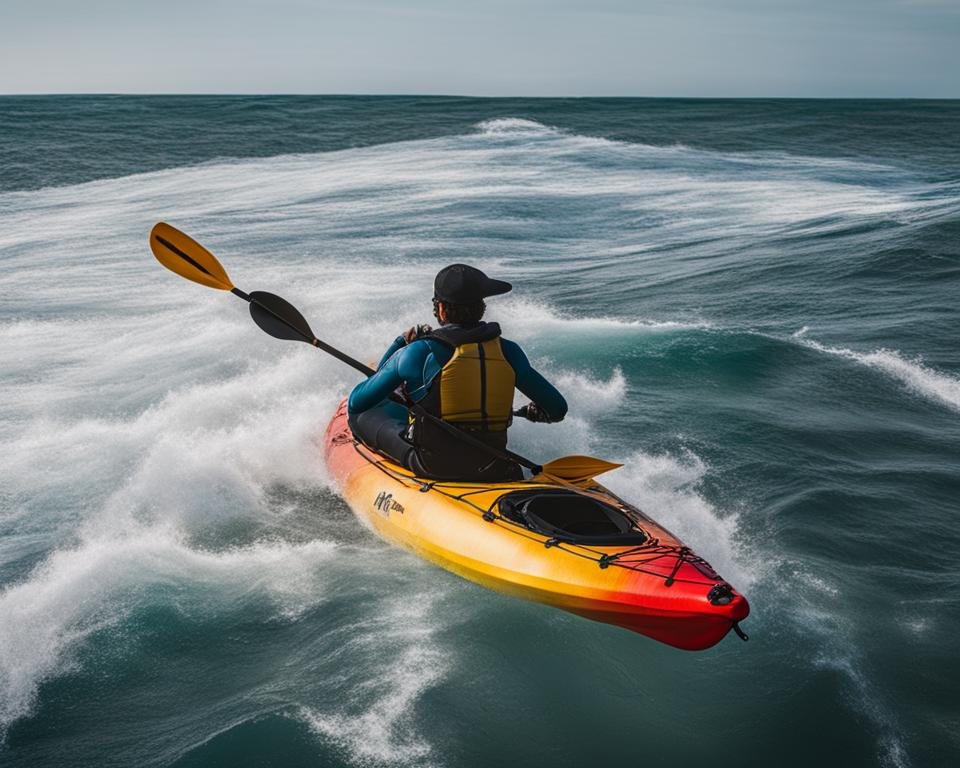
(323, 400), (750, 650)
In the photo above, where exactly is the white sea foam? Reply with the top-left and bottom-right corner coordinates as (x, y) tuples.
(0, 305), (365, 735)
(605, 449), (754, 589)
(497, 297), (712, 341)
(904, 616), (932, 635)
(795, 331), (960, 412)
(787, 593), (911, 768)
(504, 364), (629, 479)
(475, 117), (558, 136)
(811, 652), (910, 768)
(551, 366), (627, 409)
(299, 590), (450, 767)
(0, 533), (339, 733)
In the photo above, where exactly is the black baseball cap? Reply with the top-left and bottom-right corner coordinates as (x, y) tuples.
(433, 264), (512, 304)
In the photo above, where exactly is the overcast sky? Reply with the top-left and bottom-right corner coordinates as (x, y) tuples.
(1, 0), (958, 96)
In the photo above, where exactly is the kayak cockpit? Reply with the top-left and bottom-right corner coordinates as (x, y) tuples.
(498, 488), (647, 546)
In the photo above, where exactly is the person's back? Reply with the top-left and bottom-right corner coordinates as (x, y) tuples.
(348, 264), (567, 481)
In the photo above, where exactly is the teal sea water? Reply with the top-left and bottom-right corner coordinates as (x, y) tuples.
(1, 96), (958, 767)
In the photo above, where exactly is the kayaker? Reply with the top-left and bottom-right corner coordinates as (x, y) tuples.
(347, 264), (567, 481)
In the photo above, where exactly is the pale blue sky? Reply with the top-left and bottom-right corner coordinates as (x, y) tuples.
(1, 0), (958, 96)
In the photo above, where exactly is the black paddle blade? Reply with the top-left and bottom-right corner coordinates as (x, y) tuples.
(248, 291), (316, 343)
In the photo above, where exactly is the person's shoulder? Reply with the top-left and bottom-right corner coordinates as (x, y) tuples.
(498, 337), (529, 364)
(396, 338), (437, 364)
(498, 335), (522, 351)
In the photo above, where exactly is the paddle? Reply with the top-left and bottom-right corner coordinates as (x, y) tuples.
(149, 222), (621, 482)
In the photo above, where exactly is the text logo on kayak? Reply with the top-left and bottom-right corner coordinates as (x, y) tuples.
(374, 491), (405, 517)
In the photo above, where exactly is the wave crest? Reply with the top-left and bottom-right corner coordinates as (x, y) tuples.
(796, 331), (960, 413)
(474, 117), (556, 136)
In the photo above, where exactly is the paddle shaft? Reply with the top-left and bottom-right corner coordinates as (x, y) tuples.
(230, 288), (543, 474)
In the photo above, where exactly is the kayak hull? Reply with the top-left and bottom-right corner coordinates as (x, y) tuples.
(324, 400), (749, 650)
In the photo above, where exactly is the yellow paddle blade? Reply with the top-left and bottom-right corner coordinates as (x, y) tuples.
(149, 222), (234, 291)
(537, 455), (623, 484)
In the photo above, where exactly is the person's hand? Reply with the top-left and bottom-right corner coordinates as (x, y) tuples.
(402, 324), (432, 344)
(514, 403), (553, 423)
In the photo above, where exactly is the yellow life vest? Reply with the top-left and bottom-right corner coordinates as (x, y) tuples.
(435, 337), (515, 431)
(418, 326), (516, 435)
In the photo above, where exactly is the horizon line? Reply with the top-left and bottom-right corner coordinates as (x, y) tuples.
(2, 92), (960, 101)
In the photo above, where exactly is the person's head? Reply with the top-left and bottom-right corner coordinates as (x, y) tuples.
(432, 264), (511, 325)
(432, 297), (485, 324)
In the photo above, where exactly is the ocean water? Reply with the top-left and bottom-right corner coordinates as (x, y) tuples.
(1, 96), (958, 767)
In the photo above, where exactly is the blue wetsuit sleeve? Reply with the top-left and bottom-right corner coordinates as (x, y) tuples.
(377, 336), (407, 370)
(349, 348), (404, 414)
(501, 339), (568, 421)
(348, 341), (431, 414)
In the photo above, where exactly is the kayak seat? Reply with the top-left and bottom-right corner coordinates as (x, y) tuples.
(498, 489), (647, 546)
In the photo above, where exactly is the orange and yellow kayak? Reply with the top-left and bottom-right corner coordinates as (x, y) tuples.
(324, 400), (749, 650)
